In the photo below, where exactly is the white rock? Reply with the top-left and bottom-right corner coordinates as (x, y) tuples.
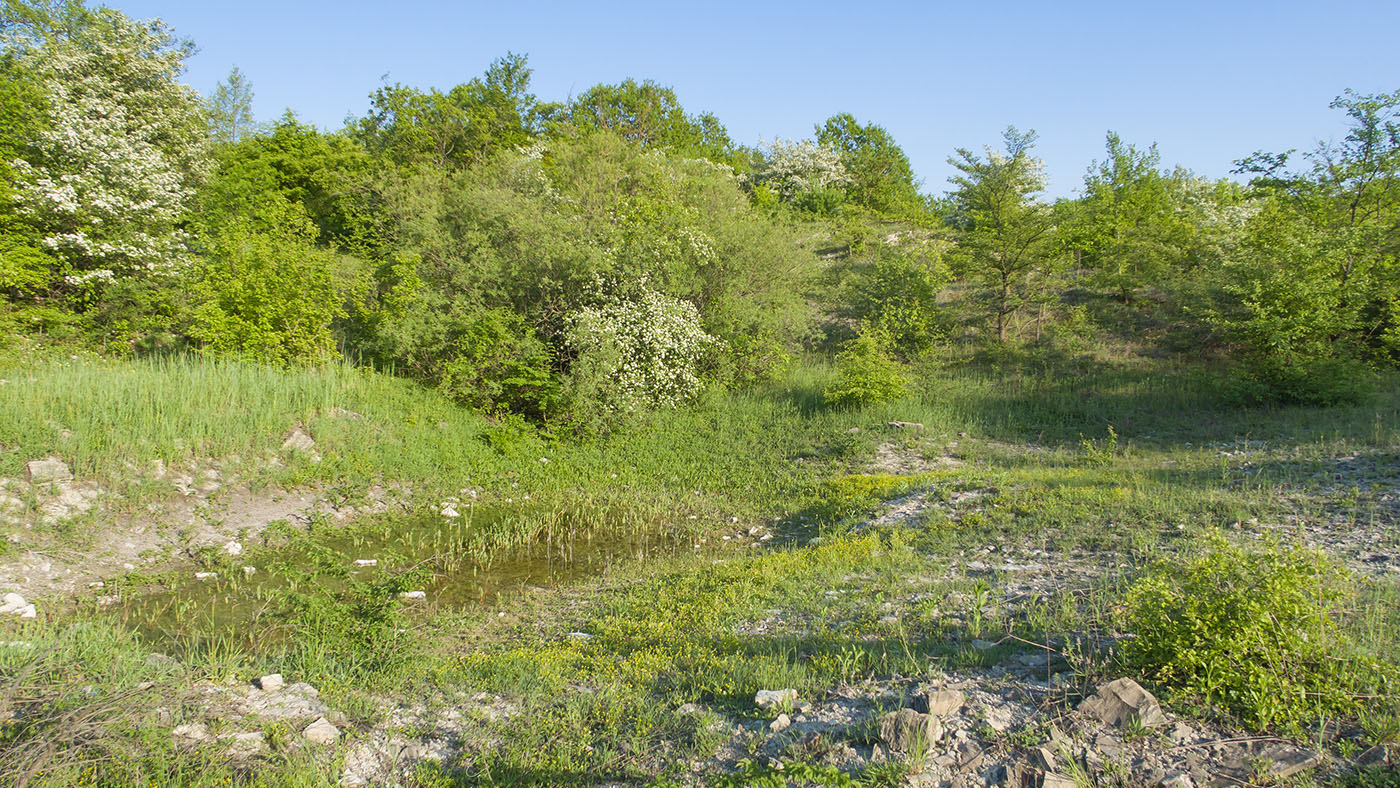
(18, 605), (35, 619)
(353, 559), (378, 567)
(281, 428), (316, 453)
(440, 505), (460, 518)
(565, 632), (592, 641)
(243, 566), (257, 575)
(400, 590), (426, 600)
(223, 541), (243, 556)
(26, 458), (72, 484)
(754, 689), (798, 710)
(256, 673), (285, 692)
(0, 593), (26, 614)
(769, 713), (792, 732)
(172, 722), (209, 742)
(302, 716), (339, 744)
(195, 572), (216, 580)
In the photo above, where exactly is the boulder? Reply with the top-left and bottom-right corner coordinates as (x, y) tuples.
(256, 673), (285, 692)
(26, 458), (72, 484)
(878, 709), (942, 753)
(753, 688), (797, 710)
(281, 428), (316, 453)
(1078, 677), (1166, 729)
(303, 716), (340, 744)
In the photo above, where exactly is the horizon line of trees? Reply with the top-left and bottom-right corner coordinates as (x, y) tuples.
(2, 0), (1397, 423)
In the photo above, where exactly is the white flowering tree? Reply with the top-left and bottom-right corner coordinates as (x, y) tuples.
(566, 283), (722, 415)
(750, 137), (850, 200)
(4, 6), (208, 294)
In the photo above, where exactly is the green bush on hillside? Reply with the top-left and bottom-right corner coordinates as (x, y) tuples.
(824, 327), (909, 408)
(1123, 535), (1397, 731)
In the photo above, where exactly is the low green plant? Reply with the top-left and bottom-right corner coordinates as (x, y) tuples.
(823, 327), (908, 408)
(1122, 534), (1397, 732)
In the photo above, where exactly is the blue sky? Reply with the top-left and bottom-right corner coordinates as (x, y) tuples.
(111, 0), (1400, 197)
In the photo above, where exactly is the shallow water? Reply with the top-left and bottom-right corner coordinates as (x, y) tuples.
(113, 504), (706, 652)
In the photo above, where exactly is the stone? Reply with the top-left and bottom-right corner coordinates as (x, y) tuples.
(753, 688), (797, 710)
(1078, 677), (1167, 729)
(1042, 774), (1078, 788)
(353, 559), (377, 567)
(26, 457), (72, 484)
(1159, 773), (1193, 788)
(1256, 745), (1322, 779)
(886, 421), (924, 430)
(195, 572), (216, 580)
(878, 709), (942, 753)
(676, 703), (701, 715)
(256, 673), (285, 692)
(0, 593), (26, 614)
(565, 632), (592, 641)
(303, 716), (339, 744)
(145, 653), (180, 669)
(281, 428), (316, 453)
(1033, 745), (1057, 771)
(223, 541), (242, 556)
(984, 704), (1015, 732)
(769, 713), (791, 733)
(400, 590), (426, 600)
(17, 605), (35, 619)
(172, 722), (208, 742)
(1357, 744), (1391, 766)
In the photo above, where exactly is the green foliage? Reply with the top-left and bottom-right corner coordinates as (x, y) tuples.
(816, 113), (921, 213)
(189, 200), (343, 364)
(355, 52), (539, 170)
(823, 328), (909, 408)
(569, 78), (736, 163)
(435, 307), (556, 417)
(947, 126), (1059, 342)
(1123, 535), (1396, 732)
(842, 249), (950, 354)
(1223, 352), (1376, 407)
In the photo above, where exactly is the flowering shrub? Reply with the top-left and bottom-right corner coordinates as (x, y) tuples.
(749, 138), (850, 201)
(6, 9), (208, 289)
(566, 284), (722, 415)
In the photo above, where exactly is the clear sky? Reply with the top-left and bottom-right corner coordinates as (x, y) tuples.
(108, 0), (1400, 198)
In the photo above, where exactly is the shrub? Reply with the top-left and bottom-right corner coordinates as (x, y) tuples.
(1223, 353), (1376, 407)
(844, 251), (949, 353)
(435, 308), (557, 418)
(1122, 535), (1396, 731)
(823, 327), (909, 408)
(190, 200), (343, 364)
(564, 283), (722, 418)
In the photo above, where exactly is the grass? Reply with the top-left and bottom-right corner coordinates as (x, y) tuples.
(0, 348), (1397, 786)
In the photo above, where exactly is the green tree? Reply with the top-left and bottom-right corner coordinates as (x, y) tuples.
(1229, 89), (1400, 364)
(568, 78), (735, 163)
(3, 3), (208, 298)
(190, 198), (342, 364)
(815, 113), (920, 213)
(207, 65), (256, 144)
(1072, 132), (1188, 301)
(355, 53), (539, 170)
(947, 126), (1058, 342)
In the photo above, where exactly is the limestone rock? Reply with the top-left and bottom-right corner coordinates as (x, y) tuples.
(1079, 677), (1166, 729)
(1042, 774), (1078, 788)
(303, 716), (339, 744)
(769, 713), (791, 733)
(878, 708), (942, 753)
(281, 428), (316, 453)
(256, 673), (285, 692)
(26, 458), (72, 484)
(753, 688), (797, 710)
(172, 722), (208, 743)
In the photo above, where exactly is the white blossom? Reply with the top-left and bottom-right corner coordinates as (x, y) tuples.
(5, 11), (209, 284)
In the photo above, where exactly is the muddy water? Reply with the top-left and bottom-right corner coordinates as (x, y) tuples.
(114, 505), (709, 652)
